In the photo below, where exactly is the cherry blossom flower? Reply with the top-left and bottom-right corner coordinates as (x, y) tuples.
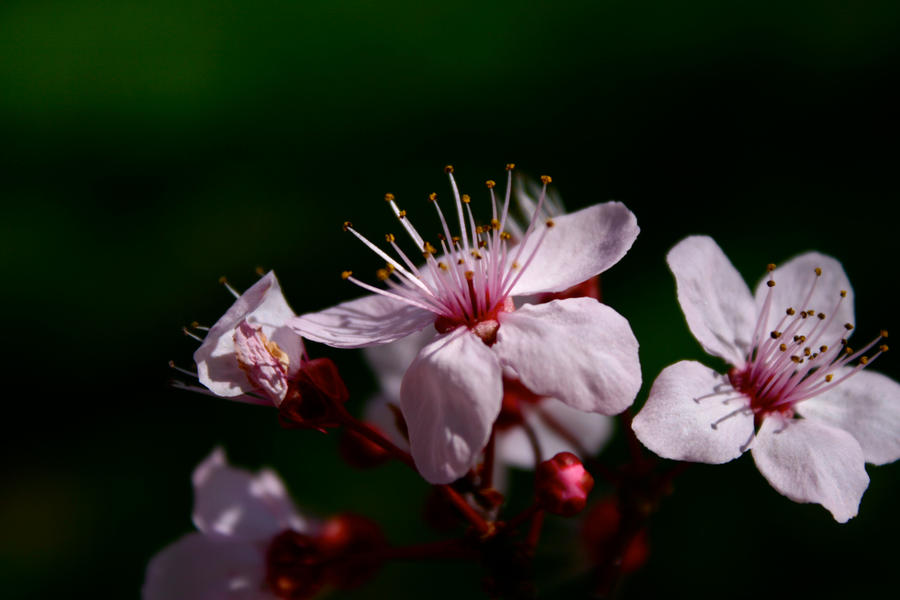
(289, 166), (641, 483)
(632, 236), (898, 522)
(143, 448), (308, 600)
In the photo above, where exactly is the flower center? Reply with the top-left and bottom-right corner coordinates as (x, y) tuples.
(730, 263), (888, 418)
(340, 165), (555, 335)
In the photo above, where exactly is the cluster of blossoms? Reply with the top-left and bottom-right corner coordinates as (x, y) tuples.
(153, 166), (898, 598)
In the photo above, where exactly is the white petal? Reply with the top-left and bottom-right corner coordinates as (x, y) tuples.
(493, 298), (641, 415)
(666, 236), (757, 366)
(754, 251), (854, 346)
(288, 293), (434, 349)
(142, 533), (269, 600)
(632, 361), (754, 464)
(496, 398), (613, 469)
(796, 369), (900, 465)
(509, 202), (639, 296)
(752, 415), (869, 523)
(400, 328), (503, 484)
(363, 326), (436, 399)
(192, 448), (305, 542)
(195, 272), (304, 398)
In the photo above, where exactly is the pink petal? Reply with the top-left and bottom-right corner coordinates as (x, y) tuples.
(192, 448), (305, 542)
(752, 415), (869, 523)
(233, 321), (290, 404)
(632, 360), (754, 464)
(753, 251), (854, 347)
(496, 398), (613, 469)
(195, 272), (304, 398)
(288, 293), (435, 349)
(142, 532), (269, 600)
(796, 369), (900, 466)
(493, 298), (641, 415)
(363, 326), (436, 400)
(666, 236), (757, 366)
(400, 327), (503, 484)
(509, 202), (639, 296)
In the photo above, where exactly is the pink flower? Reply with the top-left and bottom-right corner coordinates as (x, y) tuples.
(187, 271), (307, 406)
(289, 166), (641, 483)
(632, 236), (898, 522)
(143, 448), (308, 600)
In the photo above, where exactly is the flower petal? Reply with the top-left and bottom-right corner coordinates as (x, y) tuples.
(289, 293), (434, 349)
(796, 369), (900, 466)
(192, 448), (305, 542)
(493, 298), (641, 415)
(752, 415), (869, 523)
(667, 236), (757, 366)
(632, 360), (754, 464)
(509, 202), (639, 296)
(142, 533), (268, 600)
(754, 251), (854, 346)
(195, 272), (304, 398)
(400, 328), (503, 484)
(363, 326), (436, 400)
(496, 398), (614, 469)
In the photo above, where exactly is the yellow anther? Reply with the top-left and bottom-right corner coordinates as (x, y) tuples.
(461, 194), (471, 204)
(770, 331), (782, 339)
(845, 346), (854, 354)
(255, 266), (265, 276)
(820, 345), (828, 352)
(881, 330), (889, 338)
(818, 312), (826, 320)
(457, 258), (465, 265)
(825, 374), (834, 382)
(540, 175), (552, 184)
(428, 192), (438, 202)
(860, 356), (869, 365)
(485, 180), (496, 189)
(384, 193), (395, 202)
(475, 225), (485, 235)
(385, 233), (396, 243)
(767, 263), (776, 272)
(844, 323), (854, 330)
(471, 250), (482, 259)
(490, 218), (500, 229)
(840, 290), (847, 297)
(880, 344), (889, 352)
(798, 335), (806, 343)
(438, 262), (448, 271)
(791, 355), (802, 363)
(786, 308), (795, 315)
(500, 231), (512, 240)
(452, 236), (461, 244)
(385, 263), (395, 273)
(478, 240), (487, 249)
(546, 219), (555, 228)
(444, 165), (454, 174)
(190, 321), (200, 329)
(779, 343), (787, 351)
(814, 267), (822, 276)
(804, 348), (811, 356)
(767, 280), (776, 288)
(376, 268), (390, 281)
(423, 241), (437, 255)
(464, 270), (474, 280)
(397, 209), (407, 219)
(218, 275), (228, 284)
(343, 220), (353, 231)
(512, 261), (520, 269)
(505, 163), (516, 171)
(341, 270), (353, 280)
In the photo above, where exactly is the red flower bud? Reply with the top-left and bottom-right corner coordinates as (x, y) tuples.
(318, 513), (387, 589)
(534, 452), (594, 517)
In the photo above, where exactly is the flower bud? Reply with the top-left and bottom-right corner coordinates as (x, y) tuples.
(278, 358), (349, 430)
(318, 513), (387, 589)
(534, 452), (594, 517)
(265, 529), (326, 600)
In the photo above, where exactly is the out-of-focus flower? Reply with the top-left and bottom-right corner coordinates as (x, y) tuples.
(291, 166), (640, 484)
(633, 236), (899, 522)
(142, 448), (311, 600)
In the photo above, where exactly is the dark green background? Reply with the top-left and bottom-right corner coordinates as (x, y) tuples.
(2, 1), (898, 598)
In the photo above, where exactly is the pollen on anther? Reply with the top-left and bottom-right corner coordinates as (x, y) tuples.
(376, 268), (390, 281)
(190, 320), (200, 329)
(500, 232), (512, 240)
(384, 193), (395, 202)
(804, 348), (811, 356)
(770, 331), (782, 339)
(767, 280), (776, 288)
(255, 266), (265, 276)
(457, 258), (465, 265)
(540, 175), (552, 184)
(397, 210), (407, 219)
(438, 262), (448, 271)
(817, 312), (826, 320)
(880, 344), (890, 352)
(786, 307), (795, 315)
(814, 267), (822, 276)
(767, 263), (776, 272)
(881, 330), (889, 338)
(478, 240), (487, 248)
(343, 221), (353, 231)
(485, 180), (496, 189)
(845, 346), (854, 354)
(820, 345), (828, 352)
(779, 343), (787, 351)
(844, 323), (854, 331)
(218, 275), (228, 284)
(423, 241), (437, 255)
(461, 194), (471, 204)
(444, 165), (454, 174)
(512, 261), (520, 269)
(385, 233), (395, 243)
(428, 192), (438, 202)
(825, 374), (834, 382)
(840, 290), (847, 298)
(791, 355), (802, 363)
(860, 356), (870, 365)
(464, 270), (474, 281)
(341, 270), (353, 280)
(505, 163), (516, 171)
(546, 219), (555, 228)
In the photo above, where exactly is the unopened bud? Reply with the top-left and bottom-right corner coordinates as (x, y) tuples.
(534, 452), (594, 517)
(319, 514), (387, 589)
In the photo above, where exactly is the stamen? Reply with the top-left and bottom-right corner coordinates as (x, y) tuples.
(219, 276), (240, 299)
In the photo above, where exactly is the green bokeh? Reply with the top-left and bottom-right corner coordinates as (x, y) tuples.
(2, 1), (898, 598)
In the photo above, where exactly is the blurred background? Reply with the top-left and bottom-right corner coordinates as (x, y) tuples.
(2, 0), (899, 598)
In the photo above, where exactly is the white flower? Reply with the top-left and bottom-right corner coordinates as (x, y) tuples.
(289, 166), (641, 483)
(143, 448), (307, 600)
(632, 235), (899, 522)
